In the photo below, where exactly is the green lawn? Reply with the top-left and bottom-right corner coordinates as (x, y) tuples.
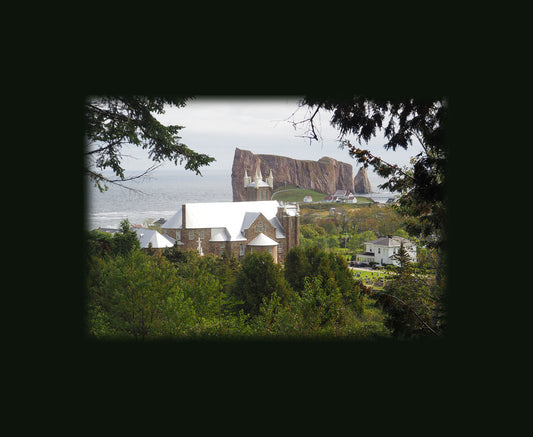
(352, 269), (394, 290)
(272, 187), (327, 203)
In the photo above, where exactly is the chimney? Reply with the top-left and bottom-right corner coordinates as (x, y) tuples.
(182, 204), (187, 229)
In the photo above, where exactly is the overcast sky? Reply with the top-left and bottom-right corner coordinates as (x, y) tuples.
(119, 96), (424, 182)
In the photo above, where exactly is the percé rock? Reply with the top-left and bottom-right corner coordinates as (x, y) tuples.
(231, 148), (354, 201)
(353, 166), (372, 193)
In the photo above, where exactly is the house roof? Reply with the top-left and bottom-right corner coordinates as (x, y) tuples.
(209, 227), (232, 242)
(241, 212), (261, 231)
(134, 228), (175, 249)
(162, 210), (182, 229)
(97, 227), (120, 234)
(270, 216), (286, 239)
(282, 203), (299, 217)
(167, 200), (291, 242)
(248, 232), (279, 246)
(247, 180), (270, 188)
(365, 236), (413, 247)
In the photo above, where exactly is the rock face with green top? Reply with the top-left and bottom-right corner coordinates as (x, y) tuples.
(231, 148), (354, 202)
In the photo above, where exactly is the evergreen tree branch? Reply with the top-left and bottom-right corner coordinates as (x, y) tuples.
(371, 290), (439, 336)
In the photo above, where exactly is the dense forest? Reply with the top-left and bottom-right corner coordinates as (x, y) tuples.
(86, 207), (441, 340)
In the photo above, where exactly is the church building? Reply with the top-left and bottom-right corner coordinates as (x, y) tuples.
(161, 200), (299, 263)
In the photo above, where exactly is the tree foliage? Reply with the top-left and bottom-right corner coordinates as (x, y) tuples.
(85, 96), (215, 191)
(87, 250), (194, 340)
(298, 96), (446, 251)
(87, 219), (139, 257)
(229, 252), (290, 316)
(284, 246), (363, 314)
(297, 95), (447, 330)
(370, 243), (438, 338)
(86, 241), (392, 340)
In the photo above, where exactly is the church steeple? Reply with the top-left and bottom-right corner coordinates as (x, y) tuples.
(267, 169), (273, 189)
(243, 167), (274, 201)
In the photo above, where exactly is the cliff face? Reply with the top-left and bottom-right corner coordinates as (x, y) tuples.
(231, 148), (354, 201)
(353, 166), (372, 193)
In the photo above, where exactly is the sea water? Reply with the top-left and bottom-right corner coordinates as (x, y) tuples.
(86, 169), (233, 230)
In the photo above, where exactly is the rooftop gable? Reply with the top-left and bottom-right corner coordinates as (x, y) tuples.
(248, 232), (279, 246)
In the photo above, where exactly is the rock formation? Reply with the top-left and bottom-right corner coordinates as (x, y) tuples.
(353, 166), (372, 193)
(232, 148), (354, 202)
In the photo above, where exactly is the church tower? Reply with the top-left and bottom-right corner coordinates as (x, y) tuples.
(244, 168), (273, 201)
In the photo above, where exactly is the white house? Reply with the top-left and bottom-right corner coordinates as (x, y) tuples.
(356, 236), (417, 266)
(324, 190), (357, 203)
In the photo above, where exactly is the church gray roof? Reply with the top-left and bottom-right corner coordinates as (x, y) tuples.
(162, 210), (182, 229)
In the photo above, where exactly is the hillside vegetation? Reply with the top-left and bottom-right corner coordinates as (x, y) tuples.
(86, 221), (391, 340)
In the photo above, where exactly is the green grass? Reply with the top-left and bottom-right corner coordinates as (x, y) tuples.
(272, 187), (327, 203)
(353, 269), (394, 290)
(355, 196), (374, 203)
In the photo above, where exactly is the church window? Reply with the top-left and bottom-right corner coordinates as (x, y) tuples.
(200, 230), (204, 239)
(259, 222), (263, 232)
(239, 244), (244, 256)
(189, 230), (194, 240)
(278, 242), (282, 253)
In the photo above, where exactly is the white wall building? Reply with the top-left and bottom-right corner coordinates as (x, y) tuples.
(356, 236), (417, 266)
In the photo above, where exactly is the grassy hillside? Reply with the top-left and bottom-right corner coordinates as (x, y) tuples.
(272, 185), (327, 203)
(272, 184), (376, 204)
